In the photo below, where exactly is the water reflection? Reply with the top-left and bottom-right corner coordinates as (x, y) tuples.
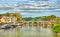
(0, 27), (59, 37)
(53, 34), (60, 37)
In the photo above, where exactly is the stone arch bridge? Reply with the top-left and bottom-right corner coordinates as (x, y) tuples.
(19, 21), (55, 28)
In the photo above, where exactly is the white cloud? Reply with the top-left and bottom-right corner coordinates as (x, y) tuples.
(0, 1), (59, 12)
(54, 8), (60, 10)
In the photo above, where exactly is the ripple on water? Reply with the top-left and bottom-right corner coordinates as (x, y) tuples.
(0, 27), (53, 37)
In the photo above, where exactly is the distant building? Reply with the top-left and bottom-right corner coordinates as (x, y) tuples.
(0, 16), (17, 24)
(0, 16), (6, 23)
(6, 16), (17, 24)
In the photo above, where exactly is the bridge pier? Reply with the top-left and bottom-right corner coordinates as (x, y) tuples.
(32, 21), (34, 28)
(20, 22), (24, 27)
(42, 23), (45, 28)
(27, 22), (30, 28)
(47, 22), (52, 28)
(37, 22), (40, 28)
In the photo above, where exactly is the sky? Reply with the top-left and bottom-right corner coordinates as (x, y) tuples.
(0, 0), (60, 18)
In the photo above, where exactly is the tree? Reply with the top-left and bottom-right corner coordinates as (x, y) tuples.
(0, 11), (22, 22)
(52, 22), (60, 34)
(23, 17), (32, 21)
(41, 16), (50, 20)
(49, 15), (56, 20)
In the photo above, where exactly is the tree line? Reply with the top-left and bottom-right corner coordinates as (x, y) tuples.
(23, 15), (60, 21)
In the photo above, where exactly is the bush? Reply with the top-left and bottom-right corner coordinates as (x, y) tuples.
(52, 23), (60, 33)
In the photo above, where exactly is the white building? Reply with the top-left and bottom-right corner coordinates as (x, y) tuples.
(6, 16), (17, 24)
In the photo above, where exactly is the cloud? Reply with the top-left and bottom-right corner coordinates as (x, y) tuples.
(0, 1), (59, 13)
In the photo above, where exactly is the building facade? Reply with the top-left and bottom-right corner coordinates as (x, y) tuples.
(0, 16), (17, 24)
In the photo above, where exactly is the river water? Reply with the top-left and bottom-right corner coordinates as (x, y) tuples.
(0, 27), (59, 37)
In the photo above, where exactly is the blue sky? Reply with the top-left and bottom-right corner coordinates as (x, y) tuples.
(0, 0), (57, 4)
(0, 0), (60, 18)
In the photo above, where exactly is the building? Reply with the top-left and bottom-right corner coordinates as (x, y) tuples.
(6, 16), (17, 24)
(0, 16), (17, 24)
(0, 16), (6, 23)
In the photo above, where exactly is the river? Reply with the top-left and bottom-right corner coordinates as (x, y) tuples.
(0, 27), (59, 37)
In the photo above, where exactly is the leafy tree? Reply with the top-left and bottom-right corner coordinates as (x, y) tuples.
(52, 22), (60, 34)
(23, 17), (32, 21)
(0, 11), (22, 22)
(56, 17), (60, 22)
(49, 15), (56, 20)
